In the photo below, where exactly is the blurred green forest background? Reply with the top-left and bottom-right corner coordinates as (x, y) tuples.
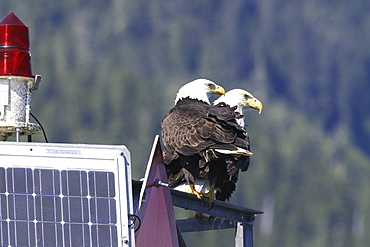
(2, 1), (370, 246)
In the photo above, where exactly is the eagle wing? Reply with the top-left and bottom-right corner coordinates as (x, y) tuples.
(161, 103), (215, 164)
(161, 100), (249, 165)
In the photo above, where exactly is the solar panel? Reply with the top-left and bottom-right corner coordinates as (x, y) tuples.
(0, 142), (134, 247)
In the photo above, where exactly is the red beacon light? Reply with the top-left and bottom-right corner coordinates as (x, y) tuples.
(0, 11), (32, 77)
(0, 11), (41, 141)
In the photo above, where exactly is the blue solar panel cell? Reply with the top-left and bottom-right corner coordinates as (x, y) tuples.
(63, 197), (89, 223)
(35, 196), (62, 221)
(90, 198), (117, 224)
(91, 224), (118, 246)
(8, 194), (34, 220)
(0, 168), (5, 193)
(0, 195), (6, 218)
(37, 222), (63, 246)
(34, 169), (60, 195)
(89, 171), (115, 198)
(10, 221), (35, 246)
(0, 221), (8, 246)
(7, 168), (33, 194)
(64, 223), (90, 246)
(62, 170), (88, 196)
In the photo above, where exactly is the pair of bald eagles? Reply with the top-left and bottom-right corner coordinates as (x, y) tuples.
(161, 79), (262, 203)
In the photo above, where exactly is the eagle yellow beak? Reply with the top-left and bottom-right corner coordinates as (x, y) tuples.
(211, 85), (226, 95)
(245, 98), (263, 114)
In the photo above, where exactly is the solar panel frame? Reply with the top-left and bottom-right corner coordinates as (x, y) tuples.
(0, 142), (135, 247)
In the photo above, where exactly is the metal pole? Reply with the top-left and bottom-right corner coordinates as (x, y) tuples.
(235, 222), (254, 247)
(16, 128), (20, 142)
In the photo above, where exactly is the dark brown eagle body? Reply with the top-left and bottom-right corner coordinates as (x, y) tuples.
(161, 97), (250, 201)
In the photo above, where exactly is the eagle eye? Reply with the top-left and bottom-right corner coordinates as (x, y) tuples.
(207, 83), (216, 90)
(244, 94), (252, 100)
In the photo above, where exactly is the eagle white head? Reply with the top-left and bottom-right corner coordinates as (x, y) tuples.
(175, 79), (226, 105)
(214, 89), (263, 127)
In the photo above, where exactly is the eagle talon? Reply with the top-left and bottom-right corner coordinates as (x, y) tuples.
(206, 202), (214, 211)
(199, 184), (215, 206)
(188, 211), (206, 221)
(195, 212), (206, 224)
(199, 196), (206, 205)
(189, 184), (203, 199)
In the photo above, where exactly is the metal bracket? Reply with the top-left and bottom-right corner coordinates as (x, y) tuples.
(32, 74), (42, 90)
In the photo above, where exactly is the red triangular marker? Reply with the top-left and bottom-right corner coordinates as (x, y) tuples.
(0, 11), (27, 26)
(135, 135), (179, 247)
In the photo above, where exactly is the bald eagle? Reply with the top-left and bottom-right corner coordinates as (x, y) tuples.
(161, 79), (257, 202)
(214, 89), (263, 129)
(212, 89), (263, 199)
